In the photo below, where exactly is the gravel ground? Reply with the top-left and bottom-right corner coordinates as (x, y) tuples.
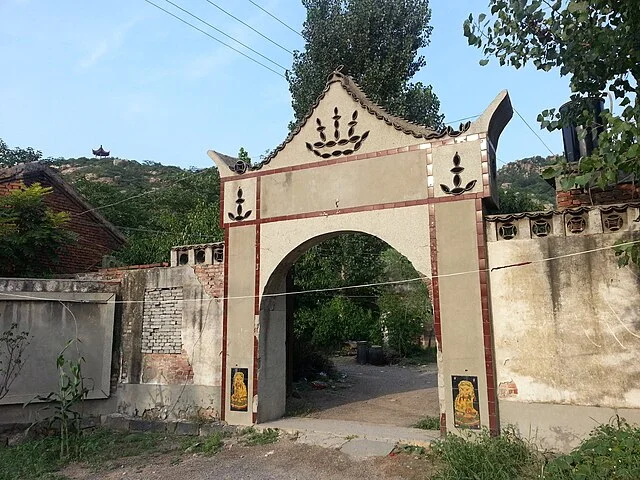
(291, 356), (440, 427)
(63, 435), (439, 480)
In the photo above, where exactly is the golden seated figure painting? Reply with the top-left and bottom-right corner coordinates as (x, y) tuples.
(230, 368), (248, 411)
(453, 376), (480, 429)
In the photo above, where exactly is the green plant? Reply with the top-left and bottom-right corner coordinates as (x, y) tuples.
(395, 443), (428, 456)
(544, 417), (640, 479)
(0, 322), (30, 400)
(414, 416), (440, 430)
(0, 428), (166, 480)
(432, 426), (541, 480)
(0, 182), (76, 277)
(28, 340), (91, 459)
(181, 433), (224, 456)
(241, 427), (280, 446)
(464, 1), (640, 267)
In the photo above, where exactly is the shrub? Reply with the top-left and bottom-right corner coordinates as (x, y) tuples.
(544, 418), (640, 479)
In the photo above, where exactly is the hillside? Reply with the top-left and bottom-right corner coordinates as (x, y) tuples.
(44, 156), (223, 266)
(496, 155), (557, 208)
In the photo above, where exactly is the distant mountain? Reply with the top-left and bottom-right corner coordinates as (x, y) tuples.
(47, 156), (186, 190)
(496, 155), (557, 208)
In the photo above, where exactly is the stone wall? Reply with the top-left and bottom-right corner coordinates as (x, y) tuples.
(486, 202), (640, 451)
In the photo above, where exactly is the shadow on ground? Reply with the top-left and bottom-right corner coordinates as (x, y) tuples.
(287, 356), (440, 427)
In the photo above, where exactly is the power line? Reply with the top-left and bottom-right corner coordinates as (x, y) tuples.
(247, 0), (304, 39)
(202, 0), (293, 54)
(3, 238), (638, 300)
(159, 0), (289, 71)
(142, 0), (286, 78)
(513, 106), (556, 156)
(444, 114), (481, 125)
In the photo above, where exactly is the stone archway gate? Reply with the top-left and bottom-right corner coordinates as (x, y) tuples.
(208, 71), (512, 433)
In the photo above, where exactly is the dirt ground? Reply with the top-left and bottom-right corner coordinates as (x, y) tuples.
(289, 356), (440, 427)
(63, 435), (439, 480)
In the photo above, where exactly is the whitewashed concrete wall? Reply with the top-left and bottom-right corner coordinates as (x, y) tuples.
(486, 204), (640, 451)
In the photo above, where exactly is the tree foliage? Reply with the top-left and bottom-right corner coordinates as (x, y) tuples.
(292, 234), (432, 355)
(287, 0), (443, 128)
(464, 0), (640, 263)
(0, 183), (76, 277)
(0, 138), (43, 167)
(74, 167), (223, 265)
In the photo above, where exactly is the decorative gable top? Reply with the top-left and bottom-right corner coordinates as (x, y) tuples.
(209, 70), (511, 177)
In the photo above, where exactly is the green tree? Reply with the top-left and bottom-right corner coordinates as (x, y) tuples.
(494, 188), (546, 214)
(464, 0), (640, 264)
(377, 249), (431, 355)
(0, 183), (76, 277)
(292, 233), (387, 350)
(287, 0), (443, 128)
(0, 138), (43, 167)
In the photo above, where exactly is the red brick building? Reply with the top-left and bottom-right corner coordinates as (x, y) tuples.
(0, 162), (126, 274)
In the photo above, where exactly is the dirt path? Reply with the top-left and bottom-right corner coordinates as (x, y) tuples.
(63, 435), (438, 480)
(290, 357), (439, 427)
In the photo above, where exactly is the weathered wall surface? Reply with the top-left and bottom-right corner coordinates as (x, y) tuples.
(0, 261), (225, 424)
(0, 278), (120, 424)
(487, 204), (640, 450)
(112, 265), (224, 420)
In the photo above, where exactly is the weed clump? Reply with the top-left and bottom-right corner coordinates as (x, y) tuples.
(545, 418), (640, 479)
(181, 433), (224, 456)
(432, 426), (540, 480)
(414, 416), (441, 430)
(240, 427), (280, 446)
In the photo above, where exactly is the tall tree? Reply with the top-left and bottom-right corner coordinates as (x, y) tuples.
(287, 0), (443, 128)
(0, 183), (76, 277)
(463, 0), (640, 264)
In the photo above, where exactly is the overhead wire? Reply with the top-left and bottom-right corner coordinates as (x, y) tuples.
(247, 0), (305, 39)
(202, 0), (294, 54)
(141, 0), (286, 78)
(513, 106), (556, 156)
(157, 0), (289, 71)
(3, 238), (639, 302)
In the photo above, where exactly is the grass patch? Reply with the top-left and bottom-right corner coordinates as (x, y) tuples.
(181, 432), (224, 456)
(240, 427), (280, 446)
(432, 427), (541, 480)
(414, 415), (441, 430)
(0, 428), (167, 480)
(544, 418), (640, 479)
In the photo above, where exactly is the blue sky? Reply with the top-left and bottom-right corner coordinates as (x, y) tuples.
(0, 0), (571, 169)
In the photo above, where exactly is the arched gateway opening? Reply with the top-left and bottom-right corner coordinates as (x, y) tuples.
(258, 230), (433, 424)
(208, 71), (512, 433)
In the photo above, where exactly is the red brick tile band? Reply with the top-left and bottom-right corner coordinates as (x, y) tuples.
(475, 198), (499, 435)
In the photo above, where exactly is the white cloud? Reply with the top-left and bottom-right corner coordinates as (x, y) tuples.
(78, 19), (137, 70)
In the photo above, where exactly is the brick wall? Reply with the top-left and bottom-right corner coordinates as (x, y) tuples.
(193, 264), (225, 298)
(557, 183), (640, 209)
(142, 353), (194, 384)
(142, 287), (183, 354)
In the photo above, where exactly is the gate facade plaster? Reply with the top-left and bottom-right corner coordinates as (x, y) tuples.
(208, 71), (512, 432)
